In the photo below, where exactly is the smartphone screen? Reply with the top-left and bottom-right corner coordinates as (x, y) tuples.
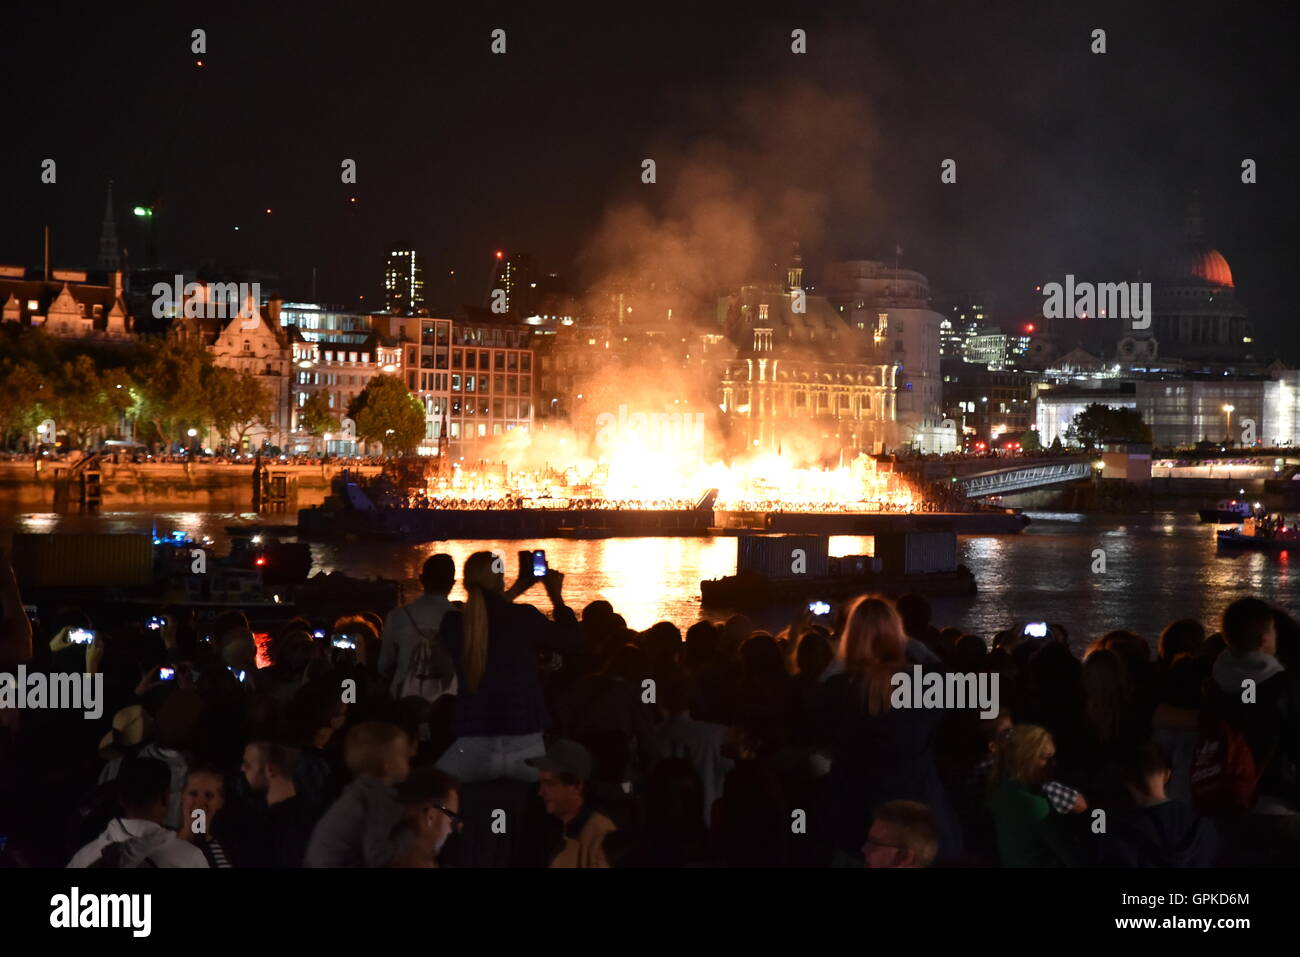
(1023, 621), (1049, 638)
(532, 549), (547, 578)
(808, 600), (831, 617)
(69, 628), (96, 645)
(159, 667), (176, 681)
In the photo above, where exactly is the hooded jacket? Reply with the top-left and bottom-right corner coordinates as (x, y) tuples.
(1207, 649), (1300, 809)
(1100, 800), (1219, 867)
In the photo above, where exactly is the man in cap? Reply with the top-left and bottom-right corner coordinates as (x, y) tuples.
(526, 739), (617, 868)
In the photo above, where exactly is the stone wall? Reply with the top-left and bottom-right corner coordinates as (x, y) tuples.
(0, 462), (383, 510)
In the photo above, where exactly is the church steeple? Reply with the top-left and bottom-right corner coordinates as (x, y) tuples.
(786, 239), (803, 292)
(97, 180), (120, 271)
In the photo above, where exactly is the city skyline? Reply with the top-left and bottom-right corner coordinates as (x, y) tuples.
(2, 3), (1295, 355)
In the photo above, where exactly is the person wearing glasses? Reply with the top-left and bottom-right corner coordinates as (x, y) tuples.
(861, 800), (938, 868)
(390, 767), (462, 868)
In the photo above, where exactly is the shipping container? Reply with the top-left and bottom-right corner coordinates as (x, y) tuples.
(736, 534), (829, 579)
(875, 531), (958, 575)
(11, 533), (154, 587)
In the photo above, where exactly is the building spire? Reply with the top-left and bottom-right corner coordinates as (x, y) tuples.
(98, 180), (120, 271)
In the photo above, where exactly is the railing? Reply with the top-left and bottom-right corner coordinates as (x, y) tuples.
(960, 461), (1092, 497)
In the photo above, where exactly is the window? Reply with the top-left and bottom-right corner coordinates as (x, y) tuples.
(480, 351), (489, 369)
(518, 400), (530, 417)
(507, 352), (518, 371)
(408, 372), (416, 390)
(452, 349), (463, 369)
(520, 375), (530, 394)
(465, 351), (476, 369)
(495, 375), (505, 393)
(493, 398), (505, 417)
(507, 375), (517, 395)
(521, 354), (531, 372)
(451, 374), (461, 392)
(465, 375), (475, 393)
(408, 347), (417, 364)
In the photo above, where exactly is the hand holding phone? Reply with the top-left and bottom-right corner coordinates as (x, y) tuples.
(69, 627), (96, 645)
(531, 549), (548, 579)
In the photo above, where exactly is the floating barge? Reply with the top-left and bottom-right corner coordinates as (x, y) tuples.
(700, 530), (976, 609)
(298, 477), (1027, 543)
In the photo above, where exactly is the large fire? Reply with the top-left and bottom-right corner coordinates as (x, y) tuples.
(411, 416), (917, 512)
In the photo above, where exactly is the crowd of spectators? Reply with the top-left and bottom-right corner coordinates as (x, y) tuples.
(1, 543), (1297, 868)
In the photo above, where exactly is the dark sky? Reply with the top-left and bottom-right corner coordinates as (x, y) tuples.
(3, 1), (1296, 353)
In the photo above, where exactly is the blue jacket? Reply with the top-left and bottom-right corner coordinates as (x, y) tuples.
(439, 593), (582, 737)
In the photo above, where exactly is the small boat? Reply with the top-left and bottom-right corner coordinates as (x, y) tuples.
(1199, 499), (1257, 524)
(1217, 514), (1300, 551)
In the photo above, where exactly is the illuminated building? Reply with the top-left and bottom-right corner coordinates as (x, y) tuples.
(0, 266), (131, 342)
(717, 248), (898, 456)
(275, 302), (403, 454)
(383, 244), (426, 316)
(823, 259), (943, 450)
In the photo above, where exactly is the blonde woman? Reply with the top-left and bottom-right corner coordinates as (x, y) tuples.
(435, 551), (583, 783)
(986, 724), (1083, 867)
(814, 595), (959, 866)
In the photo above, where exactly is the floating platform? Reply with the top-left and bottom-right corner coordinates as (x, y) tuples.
(700, 529), (977, 610)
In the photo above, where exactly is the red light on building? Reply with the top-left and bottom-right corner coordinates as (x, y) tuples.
(495, 251), (504, 259)
(255, 556), (266, 566)
(1025, 323), (1035, 333)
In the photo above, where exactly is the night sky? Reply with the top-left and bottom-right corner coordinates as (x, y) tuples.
(3, 1), (1296, 352)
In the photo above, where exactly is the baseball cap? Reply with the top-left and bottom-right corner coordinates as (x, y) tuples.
(525, 739), (594, 780)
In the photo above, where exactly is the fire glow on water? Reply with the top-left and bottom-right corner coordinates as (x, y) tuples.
(418, 412), (916, 512)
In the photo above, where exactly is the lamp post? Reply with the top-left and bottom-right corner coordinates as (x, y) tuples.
(1222, 404), (1235, 446)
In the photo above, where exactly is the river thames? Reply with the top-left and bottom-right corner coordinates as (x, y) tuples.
(2, 508), (1296, 653)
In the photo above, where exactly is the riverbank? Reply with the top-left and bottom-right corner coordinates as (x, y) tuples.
(0, 461), (383, 510)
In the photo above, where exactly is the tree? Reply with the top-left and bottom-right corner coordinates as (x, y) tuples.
(0, 360), (50, 448)
(131, 338), (212, 449)
(1066, 403), (1153, 450)
(207, 367), (273, 450)
(299, 391), (339, 452)
(50, 356), (132, 449)
(1020, 428), (1042, 453)
(347, 374), (425, 454)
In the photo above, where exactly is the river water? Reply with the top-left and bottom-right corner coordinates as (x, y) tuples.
(2, 508), (1295, 653)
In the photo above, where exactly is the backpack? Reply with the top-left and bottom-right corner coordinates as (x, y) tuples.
(398, 607), (454, 704)
(1190, 713), (1264, 815)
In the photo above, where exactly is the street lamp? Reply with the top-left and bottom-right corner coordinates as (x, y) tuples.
(1222, 404), (1235, 445)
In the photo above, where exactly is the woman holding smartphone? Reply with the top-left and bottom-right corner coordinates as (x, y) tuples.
(435, 550), (583, 783)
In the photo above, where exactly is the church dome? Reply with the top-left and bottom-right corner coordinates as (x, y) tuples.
(1171, 246), (1234, 287)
